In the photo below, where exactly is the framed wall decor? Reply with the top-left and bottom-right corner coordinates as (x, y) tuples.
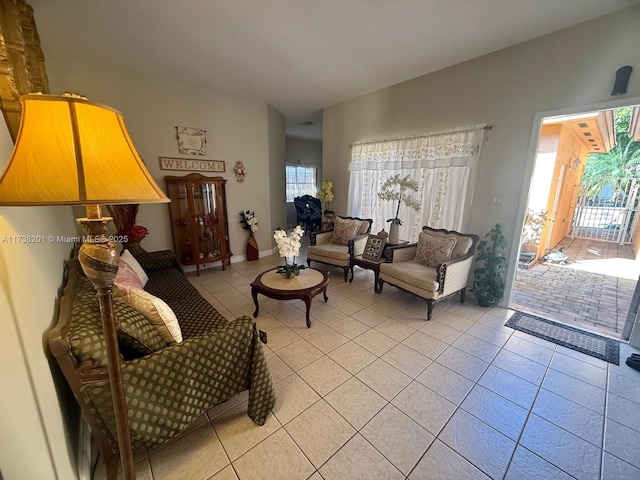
(159, 157), (225, 172)
(176, 126), (206, 155)
(362, 234), (387, 261)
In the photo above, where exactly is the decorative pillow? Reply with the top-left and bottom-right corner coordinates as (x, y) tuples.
(113, 295), (167, 358)
(331, 217), (362, 245)
(121, 249), (149, 286)
(114, 259), (144, 300)
(126, 288), (183, 344)
(415, 233), (458, 267)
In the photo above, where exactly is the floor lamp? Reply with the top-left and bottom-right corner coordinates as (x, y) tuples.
(0, 94), (169, 479)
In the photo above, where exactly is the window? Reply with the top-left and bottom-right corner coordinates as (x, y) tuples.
(286, 165), (316, 202)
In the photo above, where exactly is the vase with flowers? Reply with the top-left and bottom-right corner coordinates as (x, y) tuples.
(107, 204), (149, 252)
(274, 226), (305, 278)
(376, 174), (421, 243)
(240, 210), (259, 261)
(318, 178), (335, 223)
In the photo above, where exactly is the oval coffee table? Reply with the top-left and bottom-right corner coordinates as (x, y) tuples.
(250, 267), (329, 328)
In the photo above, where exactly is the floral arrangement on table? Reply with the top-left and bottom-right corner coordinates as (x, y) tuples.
(377, 174), (421, 225)
(318, 178), (334, 211)
(240, 210), (259, 233)
(274, 225), (305, 278)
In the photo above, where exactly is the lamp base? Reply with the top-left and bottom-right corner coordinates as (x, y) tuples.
(77, 210), (136, 480)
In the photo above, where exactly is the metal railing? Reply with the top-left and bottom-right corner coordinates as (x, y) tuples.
(571, 178), (638, 244)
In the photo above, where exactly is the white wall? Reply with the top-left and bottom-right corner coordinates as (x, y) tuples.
(323, 6), (640, 303)
(0, 122), (78, 478)
(44, 50), (274, 265)
(268, 105), (287, 242)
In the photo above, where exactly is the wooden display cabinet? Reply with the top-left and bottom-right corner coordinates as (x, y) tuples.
(165, 174), (232, 275)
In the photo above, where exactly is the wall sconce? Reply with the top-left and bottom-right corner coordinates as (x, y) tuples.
(233, 161), (247, 182)
(569, 158), (582, 170)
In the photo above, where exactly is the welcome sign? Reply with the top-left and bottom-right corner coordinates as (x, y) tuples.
(159, 157), (225, 172)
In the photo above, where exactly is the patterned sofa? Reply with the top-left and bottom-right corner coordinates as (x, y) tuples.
(49, 250), (275, 479)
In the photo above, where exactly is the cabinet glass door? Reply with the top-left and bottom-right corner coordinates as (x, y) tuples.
(166, 180), (194, 263)
(192, 182), (222, 261)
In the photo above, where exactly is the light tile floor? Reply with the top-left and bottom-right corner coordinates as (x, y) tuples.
(96, 249), (640, 480)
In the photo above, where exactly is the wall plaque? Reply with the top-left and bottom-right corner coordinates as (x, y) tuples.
(159, 157), (225, 172)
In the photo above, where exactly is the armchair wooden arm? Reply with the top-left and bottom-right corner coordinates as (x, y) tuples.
(383, 243), (418, 262)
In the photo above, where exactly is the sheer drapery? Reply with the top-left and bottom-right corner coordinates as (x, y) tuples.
(347, 125), (485, 241)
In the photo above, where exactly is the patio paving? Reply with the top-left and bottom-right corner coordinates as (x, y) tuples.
(510, 237), (638, 338)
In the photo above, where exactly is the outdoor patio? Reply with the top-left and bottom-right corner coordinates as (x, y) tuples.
(510, 237), (638, 338)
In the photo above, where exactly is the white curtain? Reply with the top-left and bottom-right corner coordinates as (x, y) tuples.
(348, 125), (485, 241)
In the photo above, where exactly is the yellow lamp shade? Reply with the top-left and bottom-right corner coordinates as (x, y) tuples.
(0, 94), (169, 206)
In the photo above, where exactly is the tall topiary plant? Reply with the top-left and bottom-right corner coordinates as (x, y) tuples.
(472, 223), (508, 307)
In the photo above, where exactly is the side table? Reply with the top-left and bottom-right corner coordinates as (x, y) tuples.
(349, 240), (409, 293)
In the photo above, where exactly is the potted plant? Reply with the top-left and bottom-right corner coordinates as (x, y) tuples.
(318, 178), (335, 222)
(274, 226), (306, 278)
(376, 174), (421, 243)
(521, 209), (548, 252)
(472, 223), (508, 307)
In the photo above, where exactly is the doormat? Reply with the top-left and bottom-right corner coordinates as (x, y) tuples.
(505, 311), (619, 365)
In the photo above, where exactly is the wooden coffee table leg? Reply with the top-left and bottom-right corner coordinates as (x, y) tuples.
(251, 287), (260, 318)
(303, 295), (312, 328)
(323, 287), (328, 302)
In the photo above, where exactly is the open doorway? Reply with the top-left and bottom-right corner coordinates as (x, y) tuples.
(509, 102), (640, 339)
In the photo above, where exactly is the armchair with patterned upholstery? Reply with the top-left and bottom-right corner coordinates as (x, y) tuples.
(378, 226), (479, 319)
(306, 215), (373, 281)
(294, 195), (322, 232)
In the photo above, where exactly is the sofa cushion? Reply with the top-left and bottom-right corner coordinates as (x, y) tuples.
(113, 295), (167, 358)
(143, 266), (198, 304)
(331, 217), (362, 244)
(380, 261), (440, 292)
(69, 283), (109, 368)
(70, 275), (166, 365)
(121, 249), (149, 286)
(308, 243), (350, 261)
(114, 259), (144, 299)
(415, 233), (457, 267)
(168, 295), (229, 338)
(127, 288), (183, 344)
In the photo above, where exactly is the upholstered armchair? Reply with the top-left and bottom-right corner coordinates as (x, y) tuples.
(378, 226), (479, 319)
(307, 215), (373, 281)
(294, 195), (322, 232)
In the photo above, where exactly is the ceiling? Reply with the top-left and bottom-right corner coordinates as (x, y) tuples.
(31, 0), (639, 141)
(544, 111), (617, 153)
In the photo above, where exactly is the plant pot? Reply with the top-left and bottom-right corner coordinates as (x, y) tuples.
(324, 210), (335, 223)
(279, 271), (298, 279)
(388, 221), (400, 243)
(247, 232), (259, 261)
(123, 237), (146, 254)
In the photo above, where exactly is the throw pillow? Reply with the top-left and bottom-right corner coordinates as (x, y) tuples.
(121, 249), (149, 286)
(114, 259), (143, 301)
(126, 288), (183, 344)
(415, 233), (458, 267)
(331, 217), (362, 245)
(113, 295), (167, 358)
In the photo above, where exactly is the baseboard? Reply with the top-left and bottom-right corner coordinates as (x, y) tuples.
(77, 419), (92, 480)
